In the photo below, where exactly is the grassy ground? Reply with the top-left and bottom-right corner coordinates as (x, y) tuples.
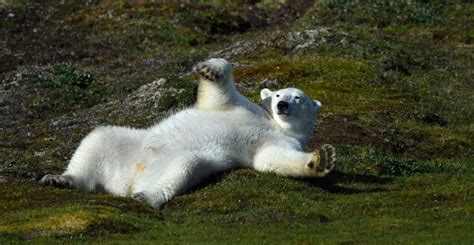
(1, 0), (473, 243)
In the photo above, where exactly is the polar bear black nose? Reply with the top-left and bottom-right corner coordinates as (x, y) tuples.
(277, 101), (289, 110)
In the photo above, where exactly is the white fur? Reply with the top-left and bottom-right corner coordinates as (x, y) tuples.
(41, 58), (332, 208)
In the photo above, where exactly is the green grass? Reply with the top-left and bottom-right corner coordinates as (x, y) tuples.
(1, 0), (473, 243)
(155, 76), (198, 112)
(1, 157), (472, 242)
(6, 64), (113, 117)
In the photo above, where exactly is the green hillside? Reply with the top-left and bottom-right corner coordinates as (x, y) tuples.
(1, 1), (473, 243)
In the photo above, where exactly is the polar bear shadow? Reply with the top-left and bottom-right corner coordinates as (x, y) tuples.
(301, 170), (393, 194)
(178, 168), (392, 197)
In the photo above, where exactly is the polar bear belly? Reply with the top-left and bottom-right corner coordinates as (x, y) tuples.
(144, 108), (273, 166)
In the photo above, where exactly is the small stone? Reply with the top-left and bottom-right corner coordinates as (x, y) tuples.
(34, 151), (47, 157)
(260, 78), (281, 88)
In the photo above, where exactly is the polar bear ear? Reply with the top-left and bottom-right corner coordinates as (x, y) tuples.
(260, 88), (273, 100)
(313, 100), (322, 108)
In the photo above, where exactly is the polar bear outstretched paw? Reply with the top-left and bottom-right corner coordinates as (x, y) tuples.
(39, 174), (74, 189)
(307, 144), (337, 177)
(193, 58), (231, 83)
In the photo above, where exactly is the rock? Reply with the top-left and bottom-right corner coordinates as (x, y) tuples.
(283, 28), (357, 53)
(50, 77), (184, 134)
(259, 78), (282, 88)
(213, 40), (270, 59)
(34, 151), (47, 157)
(212, 28), (358, 59)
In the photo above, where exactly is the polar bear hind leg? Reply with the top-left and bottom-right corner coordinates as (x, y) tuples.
(130, 153), (232, 208)
(39, 174), (74, 189)
(40, 126), (145, 195)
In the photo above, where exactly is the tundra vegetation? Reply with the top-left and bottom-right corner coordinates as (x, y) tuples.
(0, 0), (473, 243)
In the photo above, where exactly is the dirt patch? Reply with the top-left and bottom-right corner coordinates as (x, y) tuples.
(309, 118), (379, 149)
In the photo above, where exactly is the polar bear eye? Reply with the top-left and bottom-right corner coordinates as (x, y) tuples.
(276, 94), (280, 97)
(295, 96), (300, 99)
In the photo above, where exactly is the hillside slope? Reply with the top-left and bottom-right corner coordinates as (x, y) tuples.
(1, 1), (473, 243)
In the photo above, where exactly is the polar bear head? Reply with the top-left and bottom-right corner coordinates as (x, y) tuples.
(260, 87), (321, 147)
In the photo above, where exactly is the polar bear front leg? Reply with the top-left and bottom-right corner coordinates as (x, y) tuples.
(194, 58), (232, 83)
(253, 144), (336, 177)
(193, 58), (239, 111)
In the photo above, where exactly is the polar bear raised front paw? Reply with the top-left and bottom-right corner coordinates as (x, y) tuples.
(193, 58), (231, 83)
(306, 144), (336, 177)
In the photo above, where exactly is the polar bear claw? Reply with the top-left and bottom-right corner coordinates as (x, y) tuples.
(194, 58), (231, 83)
(39, 174), (74, 189)
(307, 144), (337, 177)
(131, 192), (147, 203)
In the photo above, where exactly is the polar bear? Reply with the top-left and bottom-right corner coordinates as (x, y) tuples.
(40, 58), (336, 208)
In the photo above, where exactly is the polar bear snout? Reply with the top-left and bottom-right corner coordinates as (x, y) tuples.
(277, 101), (290, 115)
(277, 101), (289, 110)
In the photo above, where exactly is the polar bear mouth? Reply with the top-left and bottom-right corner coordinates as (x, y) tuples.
(277, 111), (290, 117)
